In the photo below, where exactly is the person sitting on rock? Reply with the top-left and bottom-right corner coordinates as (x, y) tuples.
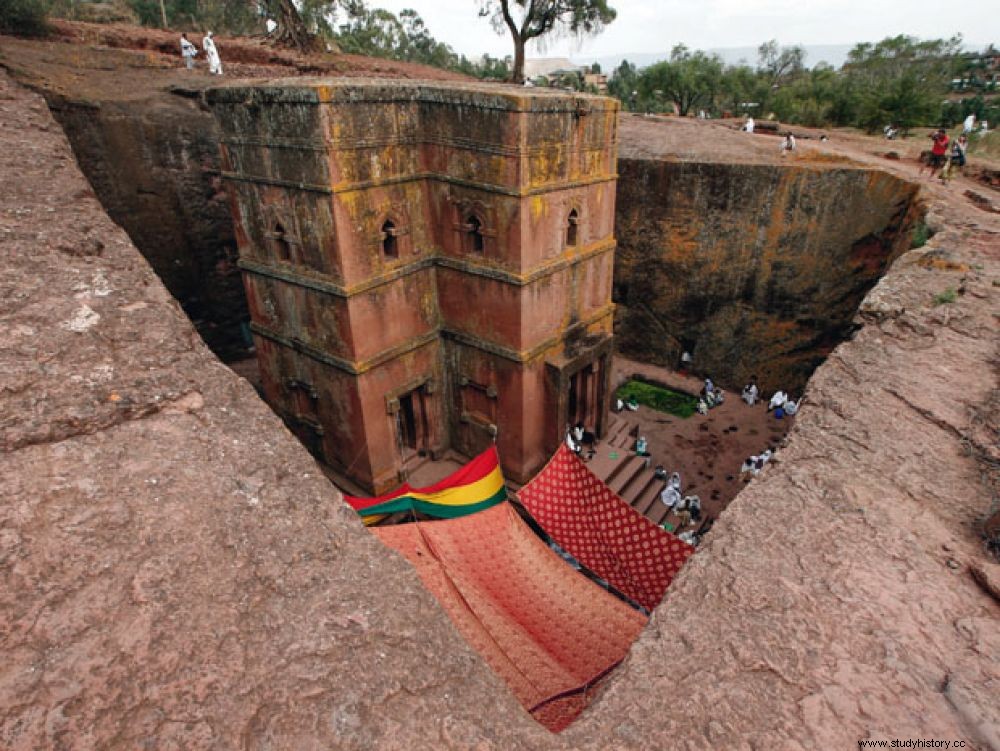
(740, 456), (759, 479)
(685, 495), (702, 522)
(768, 390), (788, 411)
(783, 399), (799, 416)
(635, 436), (650, 466)
(660, 483), (681, 509)
(678, 530), (696, 544)
(654, 464), (667, 480)
(669, 472), (682, 492)
(615, 397), (624, 412)
(742, 381), (759, 406)
(565, 426), (580, 454)
(697, 398), (708, 415)
(626, 396), (639, 411)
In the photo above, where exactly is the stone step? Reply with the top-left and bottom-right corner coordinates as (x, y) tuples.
(603, 415), (629, 444)
(648, 502), (673, 527)
(585, 443), (630, 482)
(607, 456), (647, 496)
(618, 466), (656, 506)
(635, 479), (666, 519)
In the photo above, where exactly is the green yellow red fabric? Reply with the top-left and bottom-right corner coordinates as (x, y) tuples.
(516, 444), (695, 612)
(344, 446), (506, 521)
(371, 502), (648, 732)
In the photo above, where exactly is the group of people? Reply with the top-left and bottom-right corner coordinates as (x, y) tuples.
(921, 128), (970, 184)
(697, 377), (724, 414)
(740, 448), (775, 479)
(656, 467), (703, 532)
(767, 390), (799, 418)
(740, 377), (799, 418)
(616, 395), (640, 412)
(565, 422), (597, 459)
(179, 32), (224, 75)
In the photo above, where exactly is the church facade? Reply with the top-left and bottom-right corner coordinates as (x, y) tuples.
(208, 80), (618, 492)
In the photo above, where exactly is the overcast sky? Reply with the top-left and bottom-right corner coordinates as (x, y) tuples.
(370, 0), (996, 59)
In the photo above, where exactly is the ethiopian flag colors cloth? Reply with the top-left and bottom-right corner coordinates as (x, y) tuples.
(344, 446), (506, 522)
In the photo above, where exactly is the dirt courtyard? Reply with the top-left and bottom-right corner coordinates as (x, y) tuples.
(611, 355), (795, 521)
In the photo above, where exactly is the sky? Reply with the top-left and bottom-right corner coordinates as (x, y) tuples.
(370, 0), (996, 61)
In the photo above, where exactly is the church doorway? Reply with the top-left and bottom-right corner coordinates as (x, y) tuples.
(395, 387), (429, 463)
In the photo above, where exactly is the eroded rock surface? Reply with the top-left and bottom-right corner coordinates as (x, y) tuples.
(0, 69), (550, 750)
(1, 70), (998, 750)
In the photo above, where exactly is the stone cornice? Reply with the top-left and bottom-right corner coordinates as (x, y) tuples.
(250, 304), (614, 374)
(238, 239), (616, 298)
(222, 170), (618, 199)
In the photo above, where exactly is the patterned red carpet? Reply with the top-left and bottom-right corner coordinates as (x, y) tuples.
(372, 502), (648, 731)
(518, 445), (694, 611)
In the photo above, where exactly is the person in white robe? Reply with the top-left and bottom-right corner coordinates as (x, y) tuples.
(203, 32), (223, 76)
(744, 117), (755, 133)
(565, 428), (579, 454)
(783, 399), (798, 416)
(742, 383), (759, 405)
(660, 484), (681, 509)
(180, 33), (198, 69)
(669, 472), (682, 492)
(768, 390), (787, 411)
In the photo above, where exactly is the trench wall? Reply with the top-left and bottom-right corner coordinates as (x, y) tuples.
(44, 91), (249, 361)
(614, 158), (923, 393)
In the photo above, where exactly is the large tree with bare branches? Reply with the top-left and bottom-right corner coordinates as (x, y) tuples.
(478, 0), (616, 84)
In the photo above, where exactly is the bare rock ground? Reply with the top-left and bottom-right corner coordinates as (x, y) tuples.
(1, 65), (998, 750)
(0, 69), (549, 750)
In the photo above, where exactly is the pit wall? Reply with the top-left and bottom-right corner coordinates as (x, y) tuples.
(42, 92), (250, 361)
(614, 158), (923, 393)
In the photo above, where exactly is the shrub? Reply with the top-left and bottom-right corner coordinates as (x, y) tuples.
(933, 287), (957, 306)
(616, 379), (699, 418)
(911, 220), (931, 249)
(0, 0), (50, 36)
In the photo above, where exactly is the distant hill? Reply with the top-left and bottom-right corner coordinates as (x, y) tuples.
(572, 45), (856, 73)
(571, 42), (990, 73)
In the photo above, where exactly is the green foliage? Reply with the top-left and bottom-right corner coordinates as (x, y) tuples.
(477, 0), (616, 82)
(334, 3), (510, 77)
(910, 220), (931, 249)
(606, 34), (974, 131)
(0, 0), (50, 36)
(638, 45), (724, 116)
(616, 380), (698, 419)
(933, 288), (958, 306)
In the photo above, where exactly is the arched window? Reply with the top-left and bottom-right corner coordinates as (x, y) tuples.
(273, 221), (291, 261)
(381, 219), (398, 259)
(464, 215), (485, 254)
(566, 209), (579, 247)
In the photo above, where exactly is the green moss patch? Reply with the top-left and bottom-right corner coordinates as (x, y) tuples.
(616, 379), (699, 419)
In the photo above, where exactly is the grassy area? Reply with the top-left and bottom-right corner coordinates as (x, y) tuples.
(967, 129), (1000, 160)
(616, 379), (699, 419)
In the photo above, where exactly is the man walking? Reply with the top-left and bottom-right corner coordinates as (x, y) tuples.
(203, 31), (223, 76)
(180, 33), (198, 70)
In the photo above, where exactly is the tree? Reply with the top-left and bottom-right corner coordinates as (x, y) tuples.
(264, 0), (319, 52)
(607, 59), (639, 110)
(844, 35), (962, 133)
(477, 0), (616, 84)
(639, 45), (724, 116)
(757, 39), (805, 89)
